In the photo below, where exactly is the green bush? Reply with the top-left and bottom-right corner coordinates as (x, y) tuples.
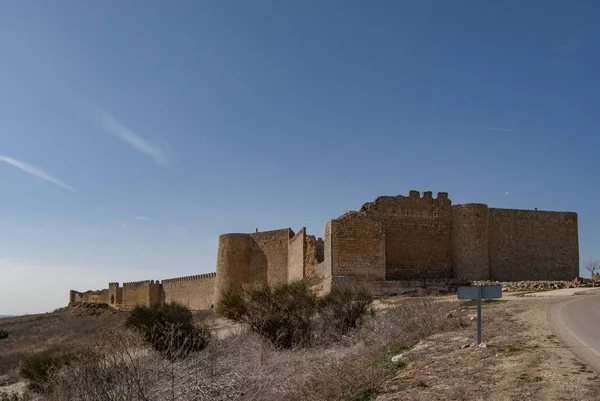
(126, 302), (210, 360)
(0, 329), (8, 340)
(321, 285), (373, 338)
(218, 280), (319, 348)
(20, 351), (72, 393)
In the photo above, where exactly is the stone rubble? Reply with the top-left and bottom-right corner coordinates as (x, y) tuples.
(469, 279), (597, 292)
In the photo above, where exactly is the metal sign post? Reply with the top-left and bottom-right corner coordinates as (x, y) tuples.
(457, 285), (502, 345)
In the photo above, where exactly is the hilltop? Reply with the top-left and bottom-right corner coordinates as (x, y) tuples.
(0, 304), (126, 387)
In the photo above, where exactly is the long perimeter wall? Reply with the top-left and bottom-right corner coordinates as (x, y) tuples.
(488, 208), (579, 281)
(162, 273), (216, 310)
(69, 190), (580, 308)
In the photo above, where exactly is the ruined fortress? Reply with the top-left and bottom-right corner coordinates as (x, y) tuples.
(70, 190), (579, 310)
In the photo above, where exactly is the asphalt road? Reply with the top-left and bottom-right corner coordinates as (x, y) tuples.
(549, 293), (600, 372)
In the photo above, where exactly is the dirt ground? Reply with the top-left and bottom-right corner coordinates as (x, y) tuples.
(376, 294), (600, 401)
(3, 293), (600, 400)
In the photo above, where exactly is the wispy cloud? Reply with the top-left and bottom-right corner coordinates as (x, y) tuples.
(485, 127), (513, 132)
(98, 109), (170, 166)
(136, 216), (149, 221)
(0, 155), (76, 192)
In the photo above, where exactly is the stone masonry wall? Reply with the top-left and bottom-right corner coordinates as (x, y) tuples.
(287, 228), (305, 283)
(452, 204), (490, 280)
(488, 208), (579, 281)
(330, 213), (386, 282)
(250, 229), (293, 286)
(359, 191), (453, 280)
(108, 282), (123, 305)
(215, 233), (253, 297)
(69, 290), (108, 304)
(305, 234), (323, 278)
(68, 190), (581, 307)
(162, 273), (216, 310)
(315, 221), (333, 294)
(122, 280), (161, 309)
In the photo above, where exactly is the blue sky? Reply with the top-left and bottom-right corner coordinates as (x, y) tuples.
(1, 1), (599, 315)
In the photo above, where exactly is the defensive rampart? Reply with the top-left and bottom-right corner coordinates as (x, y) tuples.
(488, 208), (578, 281)
(122, 280), (161, 309)
(162, 273), (216, 310)
(69, 190), (580, 307)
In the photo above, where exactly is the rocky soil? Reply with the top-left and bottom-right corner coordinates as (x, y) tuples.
(470, 280), (597, 292)
(376, 295), (600, 401)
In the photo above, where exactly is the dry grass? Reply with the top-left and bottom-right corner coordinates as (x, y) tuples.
(0, 305), (126, 385)
(22, 297), (458, 401)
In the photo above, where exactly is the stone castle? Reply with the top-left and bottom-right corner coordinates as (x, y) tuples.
(70, 190), (579, 310)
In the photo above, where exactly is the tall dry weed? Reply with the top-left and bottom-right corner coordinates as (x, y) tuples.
(37, 298), (456, 401)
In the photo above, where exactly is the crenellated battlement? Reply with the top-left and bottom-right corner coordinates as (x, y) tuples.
(123, 280), (160, 287)
(347, 190), (452, 220)
(162, 272), (216, 284)
(68, 189), (579, 310)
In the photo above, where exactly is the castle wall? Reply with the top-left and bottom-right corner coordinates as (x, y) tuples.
(287, 228), (306, 283)
(162, 273), (216, 310)
(215, 233), (253, 298)
(68, 190), (582, 307)
(122, 280), (161, 309)
(69, 290), (108, 304)
(488, 208), (579, 281)
(316, 221), (333, 294)
(305, 234), (323, 278)
(330, 213), (386, 282)
(452, 204), (490, 280)
(250, 229), (293, 286)
(359, 191), (453, 280)
(108, 282), (123, 305)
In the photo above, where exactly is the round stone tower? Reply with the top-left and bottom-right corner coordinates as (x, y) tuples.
(214, 233), (253, 302)
(452, 204), (490, 280)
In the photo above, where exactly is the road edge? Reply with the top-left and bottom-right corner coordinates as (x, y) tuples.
(547, 294), (600, 374)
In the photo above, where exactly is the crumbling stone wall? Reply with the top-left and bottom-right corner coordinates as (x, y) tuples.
(162, 273), (216, 310)
(488, 208), (578, 281)
(347, 191), (453, 280)
(287, 227), (324, 282)
(69, 289), (108, 304)
(315, 221), (333, 294)
(305, 234), (323, 278)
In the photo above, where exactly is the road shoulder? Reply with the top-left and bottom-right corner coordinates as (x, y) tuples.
(377, 295), (600, 401)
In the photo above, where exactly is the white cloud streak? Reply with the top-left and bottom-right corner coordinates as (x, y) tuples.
(0, 155), (76, 192)
(99, 110), (169, 166)
(136, 216), (149, 221)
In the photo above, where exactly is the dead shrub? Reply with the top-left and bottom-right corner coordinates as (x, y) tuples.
(217, 280), (319, 349)
(32, 297), (457, 401)
(320, 284), (373, 339)
(126, 302), (210, 360)
(20, 350), (73, 393)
